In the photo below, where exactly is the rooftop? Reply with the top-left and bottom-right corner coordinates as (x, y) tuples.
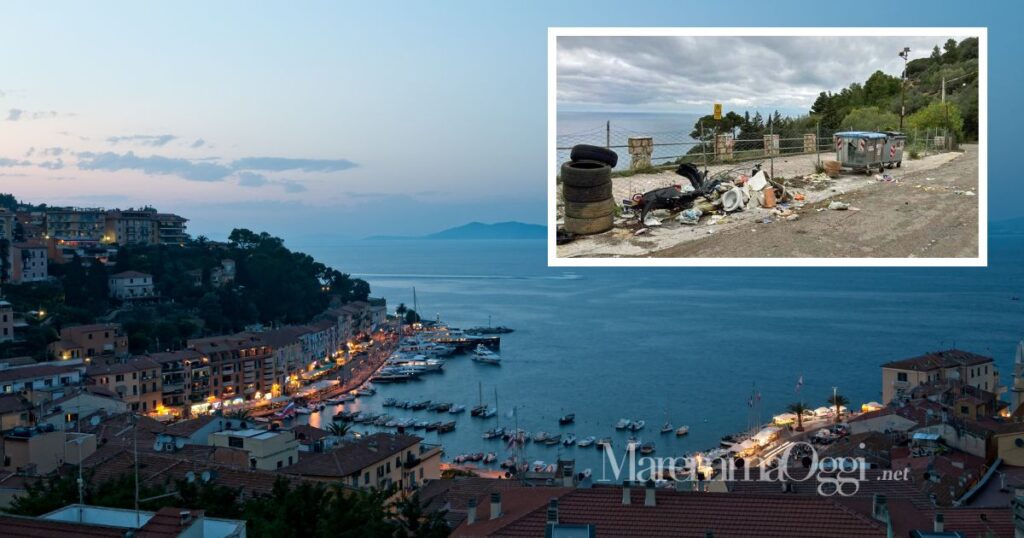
(882, 350), (993, 371)
(282, 432), (421, 478)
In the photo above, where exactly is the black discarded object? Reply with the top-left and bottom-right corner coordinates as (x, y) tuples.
(635, 165), (720, 224)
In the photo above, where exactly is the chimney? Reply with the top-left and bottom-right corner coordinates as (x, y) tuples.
(546, 498), (559, 525)
(467, 498), (477, 525)
(644, 479), (656, 506)
(933, 512), (944, 532)
(622, 480), (631, 505)
(490, 492), (502, 520)
(179, 510), (192, 525)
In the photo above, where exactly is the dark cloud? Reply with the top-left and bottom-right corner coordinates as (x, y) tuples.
(557, 35), (969, 111)
(231, 157), (357, 172)
(107, 134), (178, 147)
(6, 109), (23, 121)
(190, 138), (206, 148)
(278, 179), (307, 193)
(6, 109), (60, 121)
(43, 147), (64, 157)
(0, 157), (31, 167)
(38, 159), (65, 170)
(77, 151), (233, 182)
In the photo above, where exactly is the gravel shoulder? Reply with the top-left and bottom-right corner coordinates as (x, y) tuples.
(555, 147), (977, 259)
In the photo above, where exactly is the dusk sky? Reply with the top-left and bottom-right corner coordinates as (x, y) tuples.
(0, 2), (1013, 240)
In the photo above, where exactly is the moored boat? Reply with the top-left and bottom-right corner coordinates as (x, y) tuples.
(563, 433), (577, 446)
(615, 418), (630, 430)
(577, 436), (596, 448)
(559, 413), (575, 425)
(628, 420), (645, 432)
(449, 404), (466, 414)
(676, 425), (690, 436)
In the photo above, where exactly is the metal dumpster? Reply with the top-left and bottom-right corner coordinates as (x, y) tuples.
(881, 131), (907, 168)
(834, 131), (887, 174)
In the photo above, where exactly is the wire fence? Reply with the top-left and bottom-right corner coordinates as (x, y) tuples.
(556, 121), (956, 175)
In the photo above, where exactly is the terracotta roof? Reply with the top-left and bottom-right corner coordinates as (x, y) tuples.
(110, 270), (151, 279)
(419, 477), (541, 529)
(0, 515), (123, 537)
(290, 424), (329, 444)
(849, 400), (945, 427)
(454, 487), (887, 538)
(0, 393), (31, 415)
(257, 327), (307, 348)
(59, 323), (122, 334)
(726, 468), (934, 509)
(162, 415), (220, 438)
(282, 432), (420, 478)
(882, 349), (993, 371)
(86, 357), (159, 376)
(0, 363), (80, 383)
(136, 507), (203, 538)
(145, 350), (203, 364)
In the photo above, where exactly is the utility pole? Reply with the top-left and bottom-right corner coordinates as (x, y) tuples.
(898, 47), (910, 131)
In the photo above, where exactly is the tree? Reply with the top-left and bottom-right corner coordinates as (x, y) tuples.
(393, 491), (450, 538)
(839, 107), (900, 131)
(787, 402), (808, 432)
(326, 421), (351, 437)
(827, 393), (850, 424)
(909, 101), (964, 139)
(396, 303), (408, 319)
(404, 309), (421, 325)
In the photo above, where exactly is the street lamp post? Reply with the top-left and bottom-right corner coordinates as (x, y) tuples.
(898, 47), (911, 131)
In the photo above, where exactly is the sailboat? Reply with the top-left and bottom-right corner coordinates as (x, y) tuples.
(471, 381), (488, 416)
(660, 402), (673, 434)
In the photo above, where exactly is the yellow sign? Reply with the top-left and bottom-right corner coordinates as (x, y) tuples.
(713, 103), (722, 120)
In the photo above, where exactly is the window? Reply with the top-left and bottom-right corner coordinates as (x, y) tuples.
(277, 460), (283, 469)
(897, 372), (908, 382)
(116, 374), (124, 382)
(960, 406), (969, 415)
(364, 472), (370, 485)
(228, 436), (244, 448)
(386, 462), (391, 473)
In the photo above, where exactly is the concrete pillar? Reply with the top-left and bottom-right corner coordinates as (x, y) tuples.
(715, 134), (734, 160)
(627, 137), (653, 170)
(763, 134), (780, 156)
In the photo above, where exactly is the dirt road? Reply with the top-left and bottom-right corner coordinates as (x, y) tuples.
(555, 146), (978, 259)
(655, 145), (978, 258)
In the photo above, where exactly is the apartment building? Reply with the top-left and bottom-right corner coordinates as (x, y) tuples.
(44, 207), (105, 242)
(881, 349), (1000, 404)
(0, 209), (14, 242)
(0, 362), (84, 396)
(10, 241), (48, 283)
(108, 270), (155, 300)
(283, 433), (441, 494)
(0, 301), (12, 343)
(147, 349), (205, 413)
(103, 208), (158, 245)
(208, 428), (299, 470)
(154, 212), (188, 245)
(86, 357), (163, 413)
(188, 333), (274, 405)
(48, 323), (129, 361)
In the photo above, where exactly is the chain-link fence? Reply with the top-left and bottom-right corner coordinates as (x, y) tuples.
(556, 121), (956, 175)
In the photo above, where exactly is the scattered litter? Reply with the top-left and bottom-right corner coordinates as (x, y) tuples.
(643, 215), (663, 227)
(761, 216), (774, 224)
(874, 174), (898, 183)
(953, 189), (976, 196)
(925, 177), (935, 181)
(747, 171), (769, 191)
(828, 201), (850, 211)
(786, 214), (800, 221)
(794, 193), (805, 201)
(677, 208), (703, 225)
(804, 172), (830, 182)
(721, 187), (746, 212)
(634, 228), (649, 236)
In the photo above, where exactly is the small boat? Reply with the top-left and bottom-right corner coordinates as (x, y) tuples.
(295, 407), (312, 415)
(596, 437), (613, 449)
(324, 397), (345, 405)
(396, 418), (416, 429)
(373, 415), (391, 427)
(563, 433), (577, 446)
(471, 344), (502, 365)
(479, 407), (496, 418)
(454, 454), (468, 464)
(438, 421), (456, 433)
(385, 419), (399, 428)
(354, 387), (375, 396)
(382, 397), (398, 407)
(559, 413), (575, 425)
(338, 394), (356, 402)
(626, 437), (641, 451)
(449, 404), (466, 414)
(577, 436), (596, 448)
(628, 420), (645, 432)
(430, 402), (452, 413)
(413, 420), (431, 430)
(544, 434), (562, 446)
(425, 421), (441, 431)
(482, 427), (505, 440)
(334, 410), (355, 422)
(532, 461), (547, 472)
(615, 418), (630, 430)
(676, 425), (690, 436)
(411, 400), (431, 410)
(533, 431), (551, 443)
(640, 442), (656, 455)
(660, 422), (673, 434)
(470, 405), (488, 417)
(469, 453), (484, 462)
(483, 452), (497, 464)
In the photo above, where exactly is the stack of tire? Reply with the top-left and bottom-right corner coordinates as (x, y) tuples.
(561, 144), (618, 235)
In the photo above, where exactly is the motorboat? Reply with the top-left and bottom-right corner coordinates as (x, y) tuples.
(469, 453), (484, 462)
(544, 434), (562, 446)
(382, 398), (398, 407)
(563, 433), (577, 446)
(410, 400), (432, 410)
(628, 420), (645, 432)
(438, 421), (456, 433)
(471, 345), (502, 365)
(425, 421), (441, 431)
(577, 436), (596, 448)
(482, 427), (505, 440)
(615, 418), (631, 430)
(676, 425), (690, 436)
(626, 437), (641, 451)
(334, 410), (354, 422)
(660, 422), (674, 434)
(640, 442), (656, 455)
(449, 404), (466, 414)
(559, 413), (575, 425)
(596, 437), (613, 450)
(395, 418), (416, 429)
(470, 405), (488, 417)
(373, 415), (391, 427)
(354, 387), (376, 396)
(478, 407), (496, 418)
(429, 402), (452, 412)
(483, 452), (497, 464)
(413, 420), (430, 430)
(533, 431), (551, 443)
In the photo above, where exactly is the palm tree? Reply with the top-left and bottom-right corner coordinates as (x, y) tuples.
(396, 303), (408, 318)
(226, 408), (251, 421)
(787, 402), (808, 431)
(326, 422), (351, 437)
(828, 393), (850, 424)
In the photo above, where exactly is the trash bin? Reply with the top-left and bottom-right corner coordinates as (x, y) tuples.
(833, 131), (887, 175)
(881, 131), (907, 168)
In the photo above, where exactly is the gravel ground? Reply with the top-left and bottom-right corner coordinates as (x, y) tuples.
(555, 147), (976, 259)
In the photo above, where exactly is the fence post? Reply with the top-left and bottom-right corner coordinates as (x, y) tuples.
(816, 122), (821, 168)
(769, 122), (774, 180)
(701, 121), (708, 170)
(606, 120), (610, 149)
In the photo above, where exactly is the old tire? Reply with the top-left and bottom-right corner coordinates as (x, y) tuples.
(564, 213), (613, 235)
(561, 160), (611, 188)
(563, 183), (612, 203)
(570, 144), (618, 168)
(564, 198), (615, 219)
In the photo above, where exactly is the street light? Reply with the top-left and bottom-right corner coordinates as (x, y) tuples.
(898, 47), (911, 130)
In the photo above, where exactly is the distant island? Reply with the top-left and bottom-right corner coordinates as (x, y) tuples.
(368, 221), (546, 240)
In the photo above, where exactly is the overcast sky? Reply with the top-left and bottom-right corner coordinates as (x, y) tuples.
(558, 35), (972, 115)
